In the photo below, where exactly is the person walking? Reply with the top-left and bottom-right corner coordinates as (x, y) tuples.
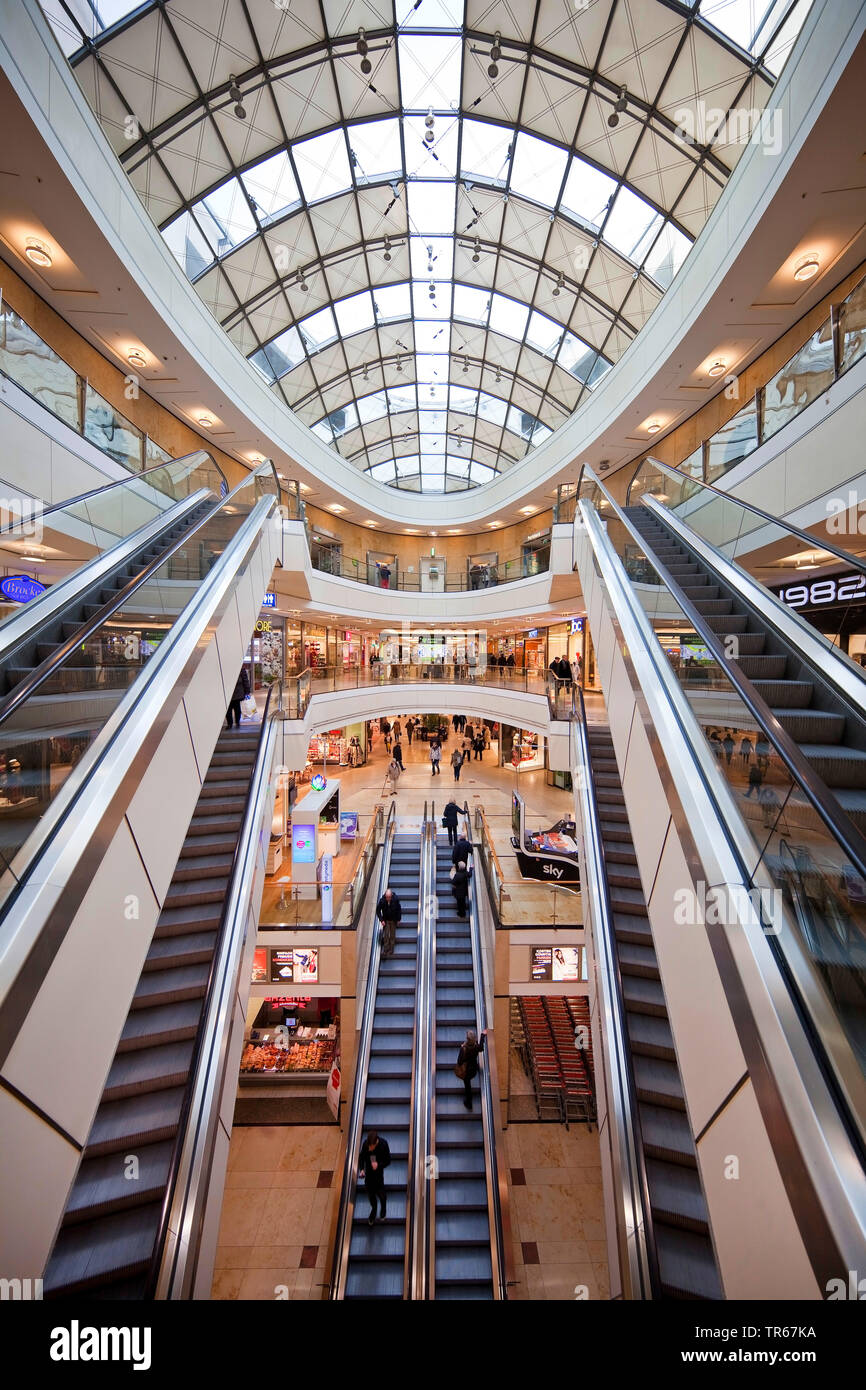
(455, 1029), (486, 1111)
(505, 652), (515, 670)
(442, 797), (460, 846)
(451, 859), (470, 917)
(406, 716), (415, 744)
(358, 1130), (391, 1225)
(379, 562), (391, 590)
(462, 731), (473, 763)
(473, 731), (484, 761)
(376, 887), (402, 957)
(381, 717), (392, 753)
(740, 735), (753, 766)
(392, 738), (404, 771)
(393, 719), (402, 742)
(226, 665), (250, 729)
(387, 756), (401, 796)
(430, 737), (442, 776)
(452, 713), (461, 732)
(450, 746), (464, 782)
(723, 731), (735, 766)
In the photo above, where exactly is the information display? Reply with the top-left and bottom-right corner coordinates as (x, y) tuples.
(531, 947), (553, 981)
(292, 824), (316, 864)
(552, 946), (581, 981)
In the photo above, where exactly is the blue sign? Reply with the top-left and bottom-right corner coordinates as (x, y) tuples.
(570, 618), (584, 634)
(1, 575), (46, 604)
(311, 773), (327, 792)
(262, 591), (276, 608)
(527, 628), (538, 639)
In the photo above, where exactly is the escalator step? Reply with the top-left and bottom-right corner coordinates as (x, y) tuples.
(633, 1054), (685, 1108)
(61, 1142), (173, 1225)
(639, 1101), (696, 1166)
(656, 1224), (722, 1300)
(646, 1158), (711, 1233)
(85, 1087), (186, 1158)
(104, 1039), (196, 1100)
(435, 1211), (491, 1242)
(118, 999), (202, 1051)
(44, 1203), (163, 1297)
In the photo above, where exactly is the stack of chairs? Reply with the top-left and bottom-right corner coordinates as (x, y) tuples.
(518, 998), (565, 1122)
(544, 997), (595, 1128)
(565, 996), (595, 1084)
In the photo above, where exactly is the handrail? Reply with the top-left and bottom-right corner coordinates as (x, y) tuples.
(599, 483), (866, 892)
(148, 678), (284, 1297)
(570, 694), (659, 1300)
(409, 805), (436, 1299)
(329, 800), (398, 1299)
(629, 455), (866, 576)
(575, 484), (866, 1280)
(0, 449), (227, 536)
(0, 459), (277, 729)
(308, 547), (551, 592)
(463, 800), (511, 1300)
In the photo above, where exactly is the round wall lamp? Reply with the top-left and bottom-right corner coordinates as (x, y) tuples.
(197, 414), (214, 428)
(793, 254), (820, 282)
(708, 360), (726, 377)
(127, 350), (147, 370)
(24, 239), (52, 268)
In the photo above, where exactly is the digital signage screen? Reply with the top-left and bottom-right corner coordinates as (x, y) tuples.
(552, 946), (581, 982)
(531, 947), (552, 982)
(292, 824), (316, 864)
(293, 948), (318, 983)
(269, 949), (294, 983)
(251, 946), (268, 983)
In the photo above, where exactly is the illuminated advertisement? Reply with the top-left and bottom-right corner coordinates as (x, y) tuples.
(251, 947), (268, 983)
(552, 946), (581, 982)
(270, 949), (294, 983)
(293, 948), (318, 983)
(531, 947), (552, 982)
(292, 824), (316, 863)
(0, 575), (46, 604)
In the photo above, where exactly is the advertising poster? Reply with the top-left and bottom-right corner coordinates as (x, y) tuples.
(270, 949), (294, 983)
(552, 946), (581, 982)
(531, 947), (552, 982)
(251, 946), (268, 983)
(292, 824), (316, 863)
(326, 1061), (341, 1120)
(293, 948), (318, 983)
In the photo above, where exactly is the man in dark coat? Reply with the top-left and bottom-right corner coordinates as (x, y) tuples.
(451, 835), (472, 868)
(376, 887), (402, 958)
(456, 1030), (486, 1111)
(358, 1131), (391, 1225)
(451, 860), (470, 917)
(226, 664), (250, 729)
(442, 798), (460, 846)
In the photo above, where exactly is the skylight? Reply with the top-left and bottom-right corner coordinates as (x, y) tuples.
(398, 34), (463, 110)
(292, 131), (352, 204)
(348, 119), (403, 184)
(510, 133), (569, 209)
(242, 152), (300, 225)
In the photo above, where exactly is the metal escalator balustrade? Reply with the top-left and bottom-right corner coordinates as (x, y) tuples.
(0, 461), (279, 900)
(43, 681), (285, 1298)
(571, 698), (721, 1299)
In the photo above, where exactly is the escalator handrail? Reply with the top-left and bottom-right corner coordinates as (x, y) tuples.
(0, 448), (227, 538)
(607, 489), (866, 890)
(147, 679), (284, 1298)
(329, 800), (398, 1300)
(576, 480), (866, 1276)
(0, 461), (278, 729)
(568, 699), (661, 1300)
(409, 808), (436, 1300)
(462, 800), (512, 1300)
(627, 454), (866, 578)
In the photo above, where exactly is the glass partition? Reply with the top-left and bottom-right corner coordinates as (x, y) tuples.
(83, 383), (144, 472)
(761, 320), (835, 443)
(838, 276), (866, 375)
(705, 395), (759, 482)
(0, 306), (80, 430)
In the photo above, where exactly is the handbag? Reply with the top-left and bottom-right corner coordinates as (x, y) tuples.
(449, 865), (456, 881)
(241, 694), (257, 717)
(454, 1061), (467, 1080)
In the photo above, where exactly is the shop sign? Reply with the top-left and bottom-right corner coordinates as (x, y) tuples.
(311, 773), (327, 791)
(570, 618), (584, 634)
(527, 628), (538, 639)
(262, 591), (276, 608)
(772, 571), (866, 611)
(0, 575), (46, 604)
(255, 618), (272, 633)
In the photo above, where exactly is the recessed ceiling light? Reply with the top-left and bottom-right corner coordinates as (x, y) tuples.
(519, 506), (538, 515)
(328, 503), (347, 512)
(707, 360), (726, 377)
(793, 253), (820, 282)
(24, 239), (52, 268)
(198, 414), (214, 428)
(447, 529), (462, 534)
(22, 555), (44, 564)
(487, 520), (502, 528)
(365, 520), (377, 526)
(647, 421), (662, 434)
(127, 349), (147, 370)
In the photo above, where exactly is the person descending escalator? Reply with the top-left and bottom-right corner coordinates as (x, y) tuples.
(376, 887), (402, 957)
(455, 1029), (487, 1112)
(358, 1131), (391, 1226)
(451, 860), (471, 918)
(226, 664), (250, 730)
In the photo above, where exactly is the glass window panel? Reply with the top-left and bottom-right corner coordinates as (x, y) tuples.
(347, 118), (403, 183)
(489, 293), (530, 341)
(407, 181), (456, 235)
(446, 454), (471, 477)
(470, 462), (497, 482)
(561, 157), (617, 230)
(0, 307), (81, 430)
(587, 355), (610, 387)
(162, 211), (214, 279)
(510, 132), (569, 209)
(761, 1), (813, 75)
(526, 309), (564, 357)
(643, 222), (692, 288)
(387, 385), (418, 412)
(396, 455), (420, 475)
(415, 320), (449, 353)
(460, 118), (513, 184)
(415, 353), (450, 387)
(84, 384), (143, 471)
(298, 306), (338, 351)
(453, 283), (490, 323)
(762, 321), (835, 441)
(449, 385), (478, 412)
(403, 116), (459, 177)
(293, 130), (352, 203)
(312, 420), (334, 443)
(559, 331), (597, 382)
(839, 275), (866, 375)
(412, 281), (452, 319)
(410, 236), (454, 280)
(263, 326), (305, 378)
(369, 460), (397, 481)
(477, 392), (508, 425)
(326, 402), (359, 436)
(334, 290), (375, 337)
(194, 178), (256, 256)
(249, 348), (275, 384)
(397, 0), (464, 28)
(358, 391), (389, 423)
(242, 152), (300, 224)
(507, 404), (545, 441)
(397, 34), (462, 110)
(699, 0), (792, 56)
(705, 396), (759, 480)
(604, 187), (663, 264)
(374, 283), (412, 320)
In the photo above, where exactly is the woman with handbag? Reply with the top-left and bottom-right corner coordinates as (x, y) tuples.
(455, 1028), (486, 1111)
(226, 665), (251, 729)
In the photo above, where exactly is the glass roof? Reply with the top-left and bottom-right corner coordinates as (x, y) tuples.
(40, 0), (812, 493)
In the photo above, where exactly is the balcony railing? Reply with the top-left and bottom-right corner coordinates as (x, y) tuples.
(307, 546), (551, 591)
(281, 663), (575, 723)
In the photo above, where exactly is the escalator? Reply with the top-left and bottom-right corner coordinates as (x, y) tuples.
(580, 719), (722, 1299)
(430, 825), (494, 1298)
(43, 723), (264, 1296)
(342, 830), (421, 1298)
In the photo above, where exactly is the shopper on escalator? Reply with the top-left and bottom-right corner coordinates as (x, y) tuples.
(358, 1131), (391, 1225)
(442, 798), (460, 846)
(455, 1029), (487, 1111)
(226, 665), (250, 729)
(452, 834), (471, 867)
(451, 860), (471, 918)
(376, 888), (402, 958)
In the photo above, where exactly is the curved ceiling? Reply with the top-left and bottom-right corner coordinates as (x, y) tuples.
(40, 0), (812, 493)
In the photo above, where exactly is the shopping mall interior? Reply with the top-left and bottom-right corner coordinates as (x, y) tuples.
(0, 0), (865, 1344)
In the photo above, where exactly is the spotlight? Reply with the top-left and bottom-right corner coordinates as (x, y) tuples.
(198, 414), (214, 428)
(608, 86), (628, 128)
(234, 103), (247, 119)
(361, 56), (372, 74)
(424, 109), (435, 128)
(357, 29), (368, 55)
(472, 238), (481, 264)
(24, 239), (52, 268)
(491, 33), (501, 60)
(794, 253), (820, 282)
(708, 360), (726, 377)
(127, 350), (147, 370)
(424, 129), (435, 145)
(297, 270), (309, 292)
(647, 421), (661, 434)
(383, 236), (392, 262)
(488, 61), (499, 79)
(229, 78), (242, 102)
(552, 273), (565, 298)
(396, 357), (403, 373)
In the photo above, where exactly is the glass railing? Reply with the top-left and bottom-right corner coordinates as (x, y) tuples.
(622, 269), (866, 488)
(259, 804), (386, 929)
(473, 806), (581, 929)
(627, 455), (866, 665)
(307, 546), (551, 591)
(285, 662), (557, 702)
(580, 470), (866, 1135)
(0, 454), (227, 636)
(0, 462), (278, 889)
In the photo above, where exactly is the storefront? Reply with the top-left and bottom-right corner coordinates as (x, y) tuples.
(303, 624), (328, 671)
(523, 629), (547, 674)
(241, 985), (339, 1082)
(500, 724), (545, 770)
(246, 613), (284, 692)
(770, 569), (866, 659)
